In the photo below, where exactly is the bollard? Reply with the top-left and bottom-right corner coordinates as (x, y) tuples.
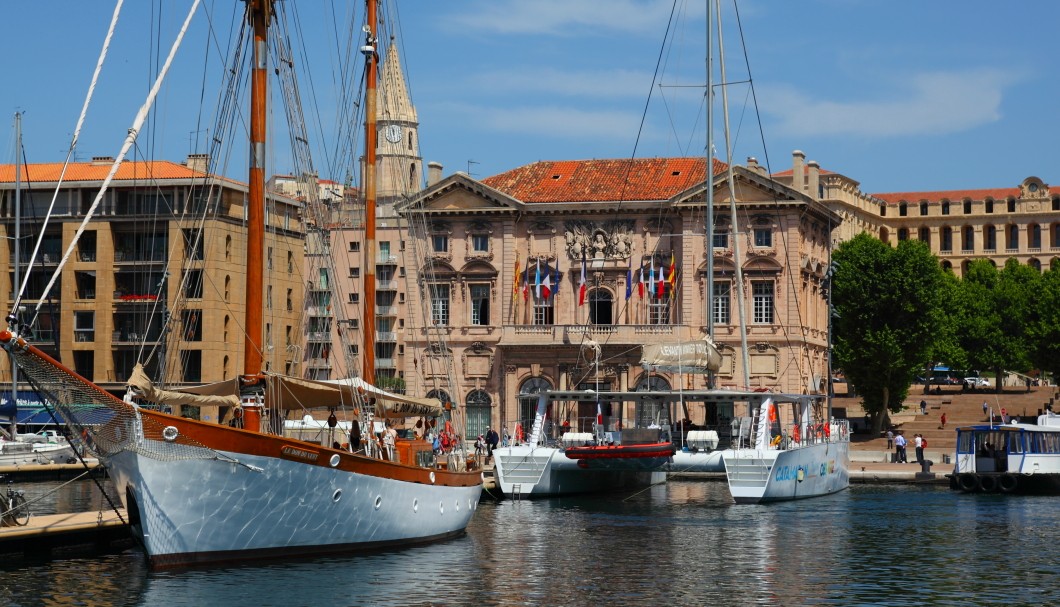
(920, 459), (933, 474)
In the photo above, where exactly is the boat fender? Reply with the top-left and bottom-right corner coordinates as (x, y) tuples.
(957, 473), (979, 492)
(978, 474), (998, 493)
(162, 426), (179, 442)
(998, 474), (1018, 493)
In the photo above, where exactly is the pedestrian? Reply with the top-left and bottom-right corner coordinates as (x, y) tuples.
(485, 426), (499, 458)
(940, 412), (947, 429)
(1000, 407), (1008, 424)
(982, 400), (989, 419)
(886, 429), (894, 449)
(920, 400), (927, 415)
(914, 433), (924, 464)
(474, 434), (485, 459)
(501, 427), (510, 448)
(894, 432), (908, 463)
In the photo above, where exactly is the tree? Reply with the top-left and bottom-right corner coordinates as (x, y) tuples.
(1026, 262), (1060, 383)
(957, 259), (1038, 386)
(831, 234), (948, 432)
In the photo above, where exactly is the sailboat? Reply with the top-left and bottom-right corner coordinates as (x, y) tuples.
(0, 0), (481, 568)
(684, 0), (849, 503)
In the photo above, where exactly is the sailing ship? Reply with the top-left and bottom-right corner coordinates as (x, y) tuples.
(0, 0), (481, 568)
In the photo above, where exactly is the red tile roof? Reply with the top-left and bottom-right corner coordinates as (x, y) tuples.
(482, 157), (726, 203)
(872, 188), (1021, 204)
(0, 160), (214, 184)
(772, 167), (835, 177)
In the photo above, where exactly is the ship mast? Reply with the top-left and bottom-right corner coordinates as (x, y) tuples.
(361, 0), (378, 382)
(241, 0), (273, 432)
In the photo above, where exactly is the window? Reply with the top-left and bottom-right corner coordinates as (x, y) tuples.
(962, 227), (974, 252)
(470, 284), (490, 325)
(942, 201), (951, 215)
(349, 241), (361, 252)
(589, 289), (615, 325)
(1008, 199), (1016, 213)
(986, 200), (994, 214)
(348, 292), (360, 304)
(432, 235), (449, 253)
(713, 228), (729, 249)
(379, 241), (391, 261)
(753, 228), (772, 248)
(287, 251), (293, 273)
(897, 228), (909, 241)
(185, 269), (204, 299)
(430, 284), (450, 326)
(267, 285), (273, 309)
(1007, 225), (1019, 250)
(182, 309), (202, 341)
(465, 390), (492, 440)
(752, 281), (774, 324)
(183, 228), (204, 261)
(918, 228), (930, 244)
(899, 202), (908, 217)
(712, 281), (730, 325)
(962, 201), (971, 214)
(533, 290), (554, 325)
(286, 289), (293, 311)
(267, 247), (273, 270)
(1030, 224), (1042, 249)
(349, 267), (360, 278)
(472, 234), (489, 253)
(984, 226), (997, 250)
(1052, 224), (1060, 248)
(74, 311), (94, 342)
(940, 227), (953, 252)
(919, 202), (928, 216)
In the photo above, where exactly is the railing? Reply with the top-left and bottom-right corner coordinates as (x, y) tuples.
(376, 305), (397, 316)
(376, 279), (398, 290)
(376, 331), (397, 342)
(376, 358), (396, 369)
(306, 331), (331, 342)
(376, 254), (398, 264)
(500, 324), (681, 345)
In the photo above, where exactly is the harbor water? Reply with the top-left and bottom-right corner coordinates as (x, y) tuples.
(0, 478), (1056, 606)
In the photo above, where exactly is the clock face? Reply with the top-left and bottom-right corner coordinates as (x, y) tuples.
(384, 124), (403, 143)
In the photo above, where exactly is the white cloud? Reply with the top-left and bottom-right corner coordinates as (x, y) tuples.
(759, 68), (1022, 138)
(444, 0), (701, 37)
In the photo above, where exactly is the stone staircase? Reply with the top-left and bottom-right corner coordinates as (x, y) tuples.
(841, 386), (1059, 458)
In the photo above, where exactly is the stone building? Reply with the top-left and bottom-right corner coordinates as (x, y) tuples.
(0, 155), (304, 423)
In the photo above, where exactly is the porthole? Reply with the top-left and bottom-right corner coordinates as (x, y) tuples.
(332, 489), (342, 502)
(329, 454), (340, 467)
(374, 496), (382, 510)
(162, 426), (178, 442)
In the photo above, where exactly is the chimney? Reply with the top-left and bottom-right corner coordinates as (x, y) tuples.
(791, 150), (806, 193)
(90, 156), (115, 165)
(427, 161), (443, 186)
(747, 156), (767, 176)
(186, 153), (209, 173)
(807, 160), (820, 199)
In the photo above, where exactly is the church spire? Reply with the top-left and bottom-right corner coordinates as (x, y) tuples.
(376, 37), (421, 201)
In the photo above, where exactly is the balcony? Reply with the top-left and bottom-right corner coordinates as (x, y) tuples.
(376, 305), (398, 317)
(498, 324), (681, 346)
(306, 331), (331, 342)
(376, 331), (397, 342)
(376, 254), (398, 264)
(376, 279), (398, 291)
(376, 358), (396, 369)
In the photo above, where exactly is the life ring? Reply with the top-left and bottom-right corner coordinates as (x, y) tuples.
(957, 473), (979, 492)
(978, 474), (998, 493)
(998, 474), (1018, 493)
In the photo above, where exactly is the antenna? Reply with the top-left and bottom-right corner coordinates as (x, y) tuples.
(466, 159), (479, 177)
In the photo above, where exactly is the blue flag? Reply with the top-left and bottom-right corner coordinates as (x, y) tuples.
(625, 259), (632, 300)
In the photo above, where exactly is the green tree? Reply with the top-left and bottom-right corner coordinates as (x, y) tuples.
(1026, 263), (1060, 383)
(831, 234), (948, 432)
(957, 259), (1038, 386)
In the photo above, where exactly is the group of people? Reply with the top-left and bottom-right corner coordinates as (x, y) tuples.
(473, 427), (500, 461)
(887, 430), (929, 465)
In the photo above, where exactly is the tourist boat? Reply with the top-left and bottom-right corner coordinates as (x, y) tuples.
(0, 0), (480, 568)
(951, 409), (1060, 495)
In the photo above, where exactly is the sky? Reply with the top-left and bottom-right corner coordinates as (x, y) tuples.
(3, 0), (1060, 195)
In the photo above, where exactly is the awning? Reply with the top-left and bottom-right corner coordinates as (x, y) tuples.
(640, 337), (722, 374)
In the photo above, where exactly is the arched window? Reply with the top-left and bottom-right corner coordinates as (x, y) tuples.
(1007, 225), (1019, 250)
(1008, 199), (1016, 213)
(517, 377), (552, 441)
(589, 288), (614, 325)
(426, 389), (452, 409)
(1029, 224), (1042, 249)
(1029, 259), (1042, 272)
(919, 202), (928, 216)
(634, 375), (672, 428)
(985, 199), (994, 214)
(1052, 224), (1060, 248)
(984, 225), (997, 251)
(962, 226), (974, 252)
(465, 389), (492, 441)
(940, 227), (952, 252)
(942, 201), (951, 215)
(897, 228), (909, 241)
(899, 202), (908, 217)
(880, 227), (890, 243)
(918, 227), (930, 244)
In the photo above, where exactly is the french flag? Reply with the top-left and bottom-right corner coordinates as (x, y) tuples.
(578, 253), (587, 306)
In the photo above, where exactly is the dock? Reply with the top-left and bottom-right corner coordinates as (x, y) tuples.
(0, 461), (103, 482)
(0, 508), (132, 559)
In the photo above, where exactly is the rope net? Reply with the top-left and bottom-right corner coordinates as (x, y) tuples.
(5, 336), (220, 462)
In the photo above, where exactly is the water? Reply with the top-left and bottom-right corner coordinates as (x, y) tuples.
(0, 479), (1056, 606)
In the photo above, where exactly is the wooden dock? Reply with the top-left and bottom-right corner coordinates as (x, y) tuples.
(0, 461), (103, 482)
(0, 508), (132, 559)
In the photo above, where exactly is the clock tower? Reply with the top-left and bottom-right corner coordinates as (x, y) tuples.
(376, 38), (422, 204)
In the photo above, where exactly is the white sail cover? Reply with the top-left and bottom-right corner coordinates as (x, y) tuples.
(127, 364), (441, 418)
(640, 337), (722, 373)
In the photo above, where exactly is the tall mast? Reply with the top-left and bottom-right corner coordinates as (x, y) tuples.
(705, 0), (714, 389)
(242, 0), (273, 432)
(10, 112), (21, 439)
(361, 0), (378, 381)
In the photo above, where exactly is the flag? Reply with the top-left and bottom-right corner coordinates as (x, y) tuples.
(638, 265), (645, 299)
(553, 256), (561, 299)
(512, 259), (521, 297)
(578, 252), (587, 306)
(667, 252), (676, 299)
(534, 258), (542, 299)
(625, 258), (632, 301)
(521, 259), (529, 301)
(596, 401), (603, 428)
(656, 266), (664, 298)
(541, 265), (552, 300)
(649, 257), (656, 299)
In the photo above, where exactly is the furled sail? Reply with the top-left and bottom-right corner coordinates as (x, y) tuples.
(640, 337), (721, 374)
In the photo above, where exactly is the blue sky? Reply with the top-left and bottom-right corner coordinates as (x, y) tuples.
(3, 0), (1059, 194)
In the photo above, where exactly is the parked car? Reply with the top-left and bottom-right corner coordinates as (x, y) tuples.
(964, 376), (989, 389)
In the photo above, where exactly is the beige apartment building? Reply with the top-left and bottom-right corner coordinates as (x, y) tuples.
(0, 155), (304, 424)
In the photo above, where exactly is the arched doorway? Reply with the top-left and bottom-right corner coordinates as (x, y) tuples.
(588, 288), (613, 325)
(634, 375), (672, 428)
(465, 389), (491, 443)
(517, 377), (551, 443)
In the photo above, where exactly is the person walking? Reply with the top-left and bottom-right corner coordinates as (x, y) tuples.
(940, 412), (947, 429)
(914, 434), (924, 464)
(485, 426), (499, 459)
(983, 400), (989, 420)
(894, 432), (908, 463)
(920, 400), (927, 415)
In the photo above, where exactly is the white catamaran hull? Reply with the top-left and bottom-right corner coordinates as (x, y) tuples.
(493, 445), (667, 498)
(666, 449), (725, 473)
(723, 441), (849, 504)
(106, 444), (482, 567)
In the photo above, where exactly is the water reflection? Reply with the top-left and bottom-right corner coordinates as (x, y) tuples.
(2, 480), (1060, 606)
